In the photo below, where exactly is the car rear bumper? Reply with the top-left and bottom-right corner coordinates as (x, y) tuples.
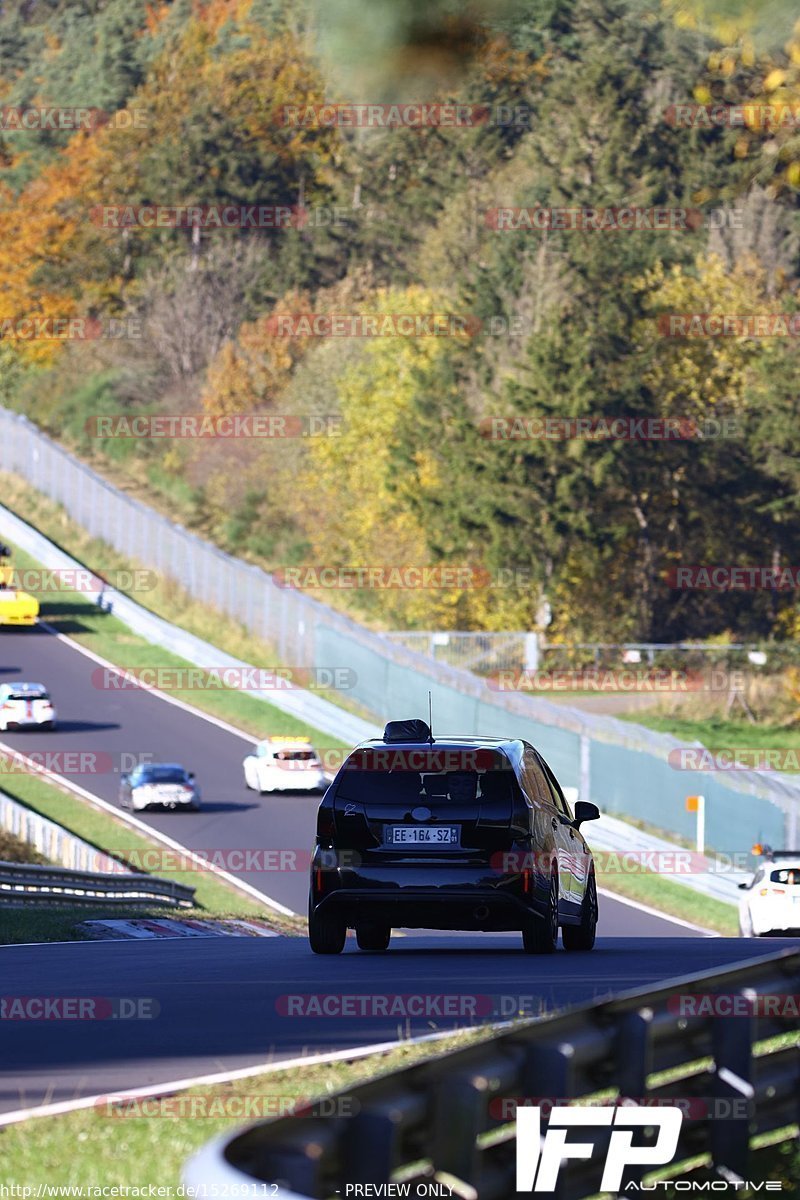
(310, 856), (546, 930)
(2, 717), (54, 728)
(132, 797), (197, 811)
(270, 775), (326, 792)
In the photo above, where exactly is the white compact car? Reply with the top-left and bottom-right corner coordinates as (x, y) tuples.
(243, 737), (327, 795)
(738, 846), (800, 937)
(120, 762), (200, 812)
(0, 682), (56, 731)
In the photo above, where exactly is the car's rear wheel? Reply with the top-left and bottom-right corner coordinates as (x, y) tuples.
(308, 902), (346, 955)
(356, 921), (391, 951)
(522, 871), (559, 954)
(562, 870), (598, 952)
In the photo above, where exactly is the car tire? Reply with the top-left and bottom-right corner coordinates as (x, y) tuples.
(308, 903), (346, 955)
(522, 870), (559, 954)
(562, 870), (598, 952)
(356, 922), (391, 951)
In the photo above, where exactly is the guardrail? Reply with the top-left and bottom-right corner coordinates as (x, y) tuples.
(184, 949), (800, 1198)
(0, 860), (195, 907)
(0, 785), (133, 875)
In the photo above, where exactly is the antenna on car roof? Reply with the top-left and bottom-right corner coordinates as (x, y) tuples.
(428, 691), (434, 744)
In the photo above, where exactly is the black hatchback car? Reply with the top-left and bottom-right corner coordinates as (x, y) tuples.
(308, 719), (600, 954)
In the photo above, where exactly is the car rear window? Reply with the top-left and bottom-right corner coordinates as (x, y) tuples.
(276, 749), (317, 761)
(141, 767), (189, 784)
(7, 691), (47, 701)
(770, 867), (800, 884)
(334, 767), (515, 806)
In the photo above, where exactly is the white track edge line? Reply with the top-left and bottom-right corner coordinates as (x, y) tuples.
(597, 885), (718, 935)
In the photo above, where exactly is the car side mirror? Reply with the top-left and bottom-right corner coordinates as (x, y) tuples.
(188, 773), (195, 782)
(738, 881), (749, 890)
(120, 772), (129, 783)
(574, 800), (600, 827)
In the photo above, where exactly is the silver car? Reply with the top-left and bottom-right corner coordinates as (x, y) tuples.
(120, 762), (200, 812)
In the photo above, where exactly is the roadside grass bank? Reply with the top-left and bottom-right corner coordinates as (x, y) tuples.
(620, 710), (800, 768)
(0, 768), (305, 942)
(595, 866), (739, 935)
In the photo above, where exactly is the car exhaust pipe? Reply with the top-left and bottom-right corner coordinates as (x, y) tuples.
(474, 904), (490, 922)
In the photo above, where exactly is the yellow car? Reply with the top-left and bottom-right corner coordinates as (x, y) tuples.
(0, 552), (39, 627)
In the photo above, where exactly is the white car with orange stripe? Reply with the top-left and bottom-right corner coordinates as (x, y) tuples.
(0, 682), (56, 731)
(738, 845), (800, 936)
(243, 736), (327, 795)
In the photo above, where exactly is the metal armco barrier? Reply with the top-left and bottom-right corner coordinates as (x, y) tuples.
(2, 406), (799, 856)
(0, 786), (132, 875)
(184, 950), (800, 1198)
(0, 860), (195, 907)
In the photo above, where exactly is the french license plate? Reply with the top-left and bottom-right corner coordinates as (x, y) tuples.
(387, 825), (459, 845)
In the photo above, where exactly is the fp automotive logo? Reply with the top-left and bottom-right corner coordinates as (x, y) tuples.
(516, 1106), (683, 1191)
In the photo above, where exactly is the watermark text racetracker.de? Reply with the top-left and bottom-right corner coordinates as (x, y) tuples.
(479, 415), (739, 441)
(668, 565), (800, 590)
(0, 567), (156, 593)
(0, 996), (158, 1020)
(276, 993), (532, 1018)
(90, 666), (357, 691)
(669, 747), (800, 771)
(85, 414), (342, 439)
(0, 316), (142, 341)
(487, 668), (748, 694)
(102, 1093), (359, 1119)
(0, 106), (146, 132)
(485, 206), (742, 232)
(273, 565), (535, 590)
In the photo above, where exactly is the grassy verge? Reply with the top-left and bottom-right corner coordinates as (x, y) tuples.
(595, 865), (739, 935)
(0, 769), (305, 942)
(0, 471), (374, 730)
(620, 711), (800, 768)
(1, 1027), (490, 1184)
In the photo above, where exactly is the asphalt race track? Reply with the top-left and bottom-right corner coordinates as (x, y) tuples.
(2, 936), (797, 1114)
(1, 624), (784, 1118)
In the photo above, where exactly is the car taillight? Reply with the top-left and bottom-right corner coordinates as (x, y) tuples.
(317, 805), (336, 840)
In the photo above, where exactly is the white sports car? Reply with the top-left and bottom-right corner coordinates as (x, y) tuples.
(243, 737), (327, 795)
(0, 682), (56, 731)
(738, 847), (800, 937)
